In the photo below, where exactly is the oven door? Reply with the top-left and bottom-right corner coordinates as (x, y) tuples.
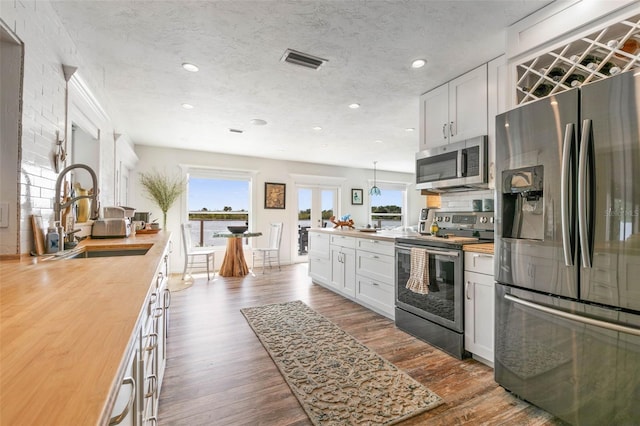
(395, 244), (463, 332)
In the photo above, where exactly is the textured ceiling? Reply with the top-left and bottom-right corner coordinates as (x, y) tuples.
(50, 0), (551, 173)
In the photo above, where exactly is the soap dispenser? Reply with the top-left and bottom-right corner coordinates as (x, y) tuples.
(46, 221), (60, 254)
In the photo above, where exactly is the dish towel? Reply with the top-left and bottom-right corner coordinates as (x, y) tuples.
(406, 247), (430, 294)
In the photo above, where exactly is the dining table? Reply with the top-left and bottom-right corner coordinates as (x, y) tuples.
(213, 231), (262, 277)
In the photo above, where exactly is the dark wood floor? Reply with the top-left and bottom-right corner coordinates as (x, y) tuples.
(158, 264), (564, 425)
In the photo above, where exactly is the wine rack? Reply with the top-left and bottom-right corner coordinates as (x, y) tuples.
(516, 14), (640, 104)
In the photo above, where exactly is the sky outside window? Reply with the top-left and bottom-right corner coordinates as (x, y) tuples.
(188, 178), (249, 211)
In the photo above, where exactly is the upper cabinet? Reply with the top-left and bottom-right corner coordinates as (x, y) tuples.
(419, 64), (488, 151)
(505, 1), (640, 109)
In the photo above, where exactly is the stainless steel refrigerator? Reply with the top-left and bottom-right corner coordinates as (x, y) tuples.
(495, 70), (640, 425)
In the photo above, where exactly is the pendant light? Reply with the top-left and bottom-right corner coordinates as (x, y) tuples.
(369, 161), (381, 196)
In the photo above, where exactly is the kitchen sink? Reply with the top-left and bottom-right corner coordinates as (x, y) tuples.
(55, 244), (152, 259)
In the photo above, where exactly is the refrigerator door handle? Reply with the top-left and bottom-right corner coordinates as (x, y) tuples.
(561, 123), (574, 266)
(578, 118), (592, 269)
(505, 294), (640, 337)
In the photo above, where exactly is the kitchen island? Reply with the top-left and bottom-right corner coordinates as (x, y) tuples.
(0, 232), (171, 425)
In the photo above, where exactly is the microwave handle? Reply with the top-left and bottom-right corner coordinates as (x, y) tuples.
(460, 149), (468, 177)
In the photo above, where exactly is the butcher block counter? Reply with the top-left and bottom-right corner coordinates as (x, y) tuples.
(309, 226), (419, 242)
(0, 232), (171, 425)
(463, 242), (495, 255)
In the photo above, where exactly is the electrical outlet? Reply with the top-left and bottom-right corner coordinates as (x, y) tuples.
(0, 202), (9, 228)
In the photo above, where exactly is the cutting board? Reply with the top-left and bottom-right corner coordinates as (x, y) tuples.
(31, 215), (45, 256)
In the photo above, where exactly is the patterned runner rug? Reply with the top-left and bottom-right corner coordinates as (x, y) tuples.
(240, 300), (442, 425)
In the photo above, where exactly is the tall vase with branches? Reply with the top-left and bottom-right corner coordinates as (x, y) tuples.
(139, 169), (185, 230)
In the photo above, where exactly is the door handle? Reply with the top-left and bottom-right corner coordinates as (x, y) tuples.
(578, 119), (592, 268)
(442, 123), (447, 139)
(561, 122), (574, 267)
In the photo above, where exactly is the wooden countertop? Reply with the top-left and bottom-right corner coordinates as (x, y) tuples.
(309, 227), (419, 242)
(0, 232), (171, 425)
(463, 243), (494, 255)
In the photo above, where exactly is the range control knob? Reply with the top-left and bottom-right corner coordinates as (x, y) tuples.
(490, 216), (495, 224)
(437, 216), (443, 222)
(444, 216), (450, 222)
(480, 216), (488, 224)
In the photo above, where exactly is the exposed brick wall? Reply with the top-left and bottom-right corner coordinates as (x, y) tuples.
(1, 1), (118, 255)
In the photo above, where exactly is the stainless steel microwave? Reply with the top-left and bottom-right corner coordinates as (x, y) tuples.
(416, 136), (488, 192)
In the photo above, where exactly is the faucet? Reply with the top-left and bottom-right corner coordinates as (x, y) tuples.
(54, 164), (100, 249)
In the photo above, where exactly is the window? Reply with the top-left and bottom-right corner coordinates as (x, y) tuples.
(369, 184), (407, 230)
(187, 171), (251, 247)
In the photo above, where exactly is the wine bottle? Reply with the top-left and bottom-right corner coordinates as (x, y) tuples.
(566, 73), (585, 87)
(547, 67), (566, 82)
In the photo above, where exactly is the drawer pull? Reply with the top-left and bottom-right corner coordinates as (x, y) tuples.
(108, 376), (135, 425)
(144, 374), (157, 398)
(372, 282), (379, 286)
(144, 333), (158, 352)
(154, 307), (164, 318)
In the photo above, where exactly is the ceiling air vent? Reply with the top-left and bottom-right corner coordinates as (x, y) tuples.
(229, 128), (244, 134)
(280, 49), (328, 70)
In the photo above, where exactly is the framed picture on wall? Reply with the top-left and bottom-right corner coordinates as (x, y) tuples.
(351, 188), (363, 205)
(264, 182), (286, 209)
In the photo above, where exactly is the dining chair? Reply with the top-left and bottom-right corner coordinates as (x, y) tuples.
(181, 223), (216, 280)
(252, 222), (283, 273)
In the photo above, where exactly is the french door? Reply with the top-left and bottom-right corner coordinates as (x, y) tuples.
(294, 185), (337, 263)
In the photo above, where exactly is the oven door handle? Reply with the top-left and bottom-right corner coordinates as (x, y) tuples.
(397, 245), (459, 257)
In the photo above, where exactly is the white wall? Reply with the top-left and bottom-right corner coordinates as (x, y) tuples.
(1, 1), (120, 255)
(133, 145), (421, 273)
(0, 26), (22, 255)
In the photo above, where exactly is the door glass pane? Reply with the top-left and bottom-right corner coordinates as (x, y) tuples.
(297, 188), (311, 255)
(321, 190), (334, 228)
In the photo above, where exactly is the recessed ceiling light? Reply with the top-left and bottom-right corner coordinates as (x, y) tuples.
(411, 59), (427, 69)
(312, 126), (322, 131)
(182, 63), (199, 72)
(181, 103), (194, 109)
(250, 118), (267, 126)
(349, 103), (360, 109)
(405, 127), (415, 132)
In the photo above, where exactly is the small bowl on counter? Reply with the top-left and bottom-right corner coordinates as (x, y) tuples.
(227, 226), (248, 234)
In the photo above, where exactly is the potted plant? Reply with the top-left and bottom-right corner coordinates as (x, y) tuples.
(139, 169), (185, 230)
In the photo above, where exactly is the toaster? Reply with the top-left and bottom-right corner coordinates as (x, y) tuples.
(91, 218), (131, 238)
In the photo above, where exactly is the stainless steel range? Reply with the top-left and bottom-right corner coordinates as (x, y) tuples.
(395, 211), (494, 359)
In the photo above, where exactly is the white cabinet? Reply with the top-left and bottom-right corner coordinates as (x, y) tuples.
(355, 238), (395, 319)
(330, 235), (356, 298)
(109, 346), (138, 426)
(308, 231), (331, 285)
(108, 240), (171, 426)
(308, 232), (396, 319)
(464, 251), (494, 366)
(419, 64), (488, 151)
(487, 55), (508, 189)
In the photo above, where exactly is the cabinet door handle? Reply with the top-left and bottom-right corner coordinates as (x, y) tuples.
(144, 374), (157, 398)
(372, 281), (379, 287)
(108, 377), (135, 425)
(466, 281), (472, 300)
(154, 307), (164, 319)
(449, 121), (455, 137)
(163, 288), (171, 309)
(144, 333), (158, 352)
(442, 123), (447, 139)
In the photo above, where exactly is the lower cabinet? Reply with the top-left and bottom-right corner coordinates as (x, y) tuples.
(330, 236), (356, 298)
(464, 252), (495, 366)
(355, 238), (395, 319)
(109, 347), (138, 426)
(308, 231), (331, 284)
(109, 241), (171, 426)
(308, 232), (395, 320)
